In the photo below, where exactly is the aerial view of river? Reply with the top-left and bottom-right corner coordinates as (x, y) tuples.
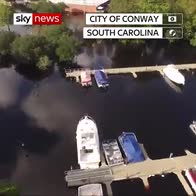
(0, 39), (195, 195)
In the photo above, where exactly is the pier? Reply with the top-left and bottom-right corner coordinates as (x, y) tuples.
(65, 63), (196, 81)
(65, 150), (196, 195)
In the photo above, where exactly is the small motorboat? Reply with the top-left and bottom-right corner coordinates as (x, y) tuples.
(94, 69), (109, 88)
(80, 70), (92, 87)
(189, 121), (196, 135)
(163, 64), (185, 85)
(184, 166), (196, 193)
(78, 184), (103, 196)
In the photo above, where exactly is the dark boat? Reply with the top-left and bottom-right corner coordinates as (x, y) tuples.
(94, 69), (109, 88)
(118, 132), (145, 163)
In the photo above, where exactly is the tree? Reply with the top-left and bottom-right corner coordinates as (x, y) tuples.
(41, 25), (69, 45)
(173, 0), (196, 46)
(137, 0), (170, 13)
(0, 31), (17, 55)
(0, 3), (14, 31)
(109, 0), (139, 13)
(36, 55), (52, 70)
(11, 35), (53, 69)
(108, 0), (196, 46)
(56, 33), (79, 62)
(31, 0), (66, 13)
(0, 183), (20, 196)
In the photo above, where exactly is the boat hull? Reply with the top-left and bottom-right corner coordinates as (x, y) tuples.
(94, 70), (109, 88)
(78, 184), (103, 196)
(189, 125), (196, 136)
(163, 65), (185, 85)
(76, 115), (100, 169)
(102, 139), (124, 166)
(118, 132), (145, 163)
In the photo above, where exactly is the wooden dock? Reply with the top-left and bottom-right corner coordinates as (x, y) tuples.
(65, 150), (196, 195)
(65, 63), (196, 80)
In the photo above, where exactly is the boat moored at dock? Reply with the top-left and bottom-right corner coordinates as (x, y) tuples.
(94, 69), (109, 88)
(184, 166), (196, 193)
(80, 70), (92, 87)
(163, 64), (185, 85)
(118, 132), (145, 163)
(189, 121), (196, 135)
(102, 139), (124, 166)
(78, 183), (103, 196)
(76, 115), (101, 169)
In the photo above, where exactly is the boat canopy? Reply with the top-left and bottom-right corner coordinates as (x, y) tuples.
(80, 71), (91, 83)
(119, 132), (145, 163)
(95, 70), (109, 86)
(78, 184), (103, 196)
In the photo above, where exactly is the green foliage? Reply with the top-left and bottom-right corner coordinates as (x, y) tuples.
(56, 33), (78, 62)
(36, 55), (52, 70)
(0, 31), (17, 55)
(0, 3), (14, 30)
(137, 0), (170, 13)
(108, 0), (196, 46)
(11, 35), (52, 68)
(0, 183), (20, 196)
(109, 0), (139, 13)
(41, 25), (79, 62)
(173, 0), (196, 46)
(41, 25), (68, 45)
(31, 0), (66, 13)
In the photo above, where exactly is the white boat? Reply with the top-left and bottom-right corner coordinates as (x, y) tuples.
(189, 121), (196, 135)
(76, 115), (100, 169)
(163, 64), (185, 85)
(163, 74), (183, 93)
(78, 184), (103, 196)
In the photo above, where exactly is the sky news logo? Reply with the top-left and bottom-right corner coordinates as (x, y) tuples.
(13, 13), (62, 25)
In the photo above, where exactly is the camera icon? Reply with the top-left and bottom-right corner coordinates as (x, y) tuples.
(168, 16), (177, 23)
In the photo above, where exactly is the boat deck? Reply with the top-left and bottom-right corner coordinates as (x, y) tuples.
(102, 140), (124, 166)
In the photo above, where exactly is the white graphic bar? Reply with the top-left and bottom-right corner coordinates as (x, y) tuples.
(83, 27), (163, 39)
(86, 13), (163, 25)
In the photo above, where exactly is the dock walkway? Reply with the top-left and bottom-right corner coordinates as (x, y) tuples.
(65, 63), (196, 80)
(65, 150), (196, 195)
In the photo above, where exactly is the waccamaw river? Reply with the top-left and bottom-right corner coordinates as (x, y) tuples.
(0, 39), (196, 195)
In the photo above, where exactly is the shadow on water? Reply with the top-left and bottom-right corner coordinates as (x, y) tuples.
(15, 64), (53, 81)
(113, 40), (196, 67)
(148, 173), (188, 195)
(111, 173), (188, 196)
(111, 178), (147, 196)
(0, 108), (59, 180)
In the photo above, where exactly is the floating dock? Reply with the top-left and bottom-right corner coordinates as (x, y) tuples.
(65, 150), (196, 195)
(65, 63), (196, 81)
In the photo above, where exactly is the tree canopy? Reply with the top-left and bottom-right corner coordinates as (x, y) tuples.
(109, 0), (196, 46)
(41, 25), (69, 44)
(11, 35), (53, 69)
(0, 31), (17, 55)
(0, 3), (14, 30)
(30, 0), (66, 13)
(56, 33), (79, 62)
